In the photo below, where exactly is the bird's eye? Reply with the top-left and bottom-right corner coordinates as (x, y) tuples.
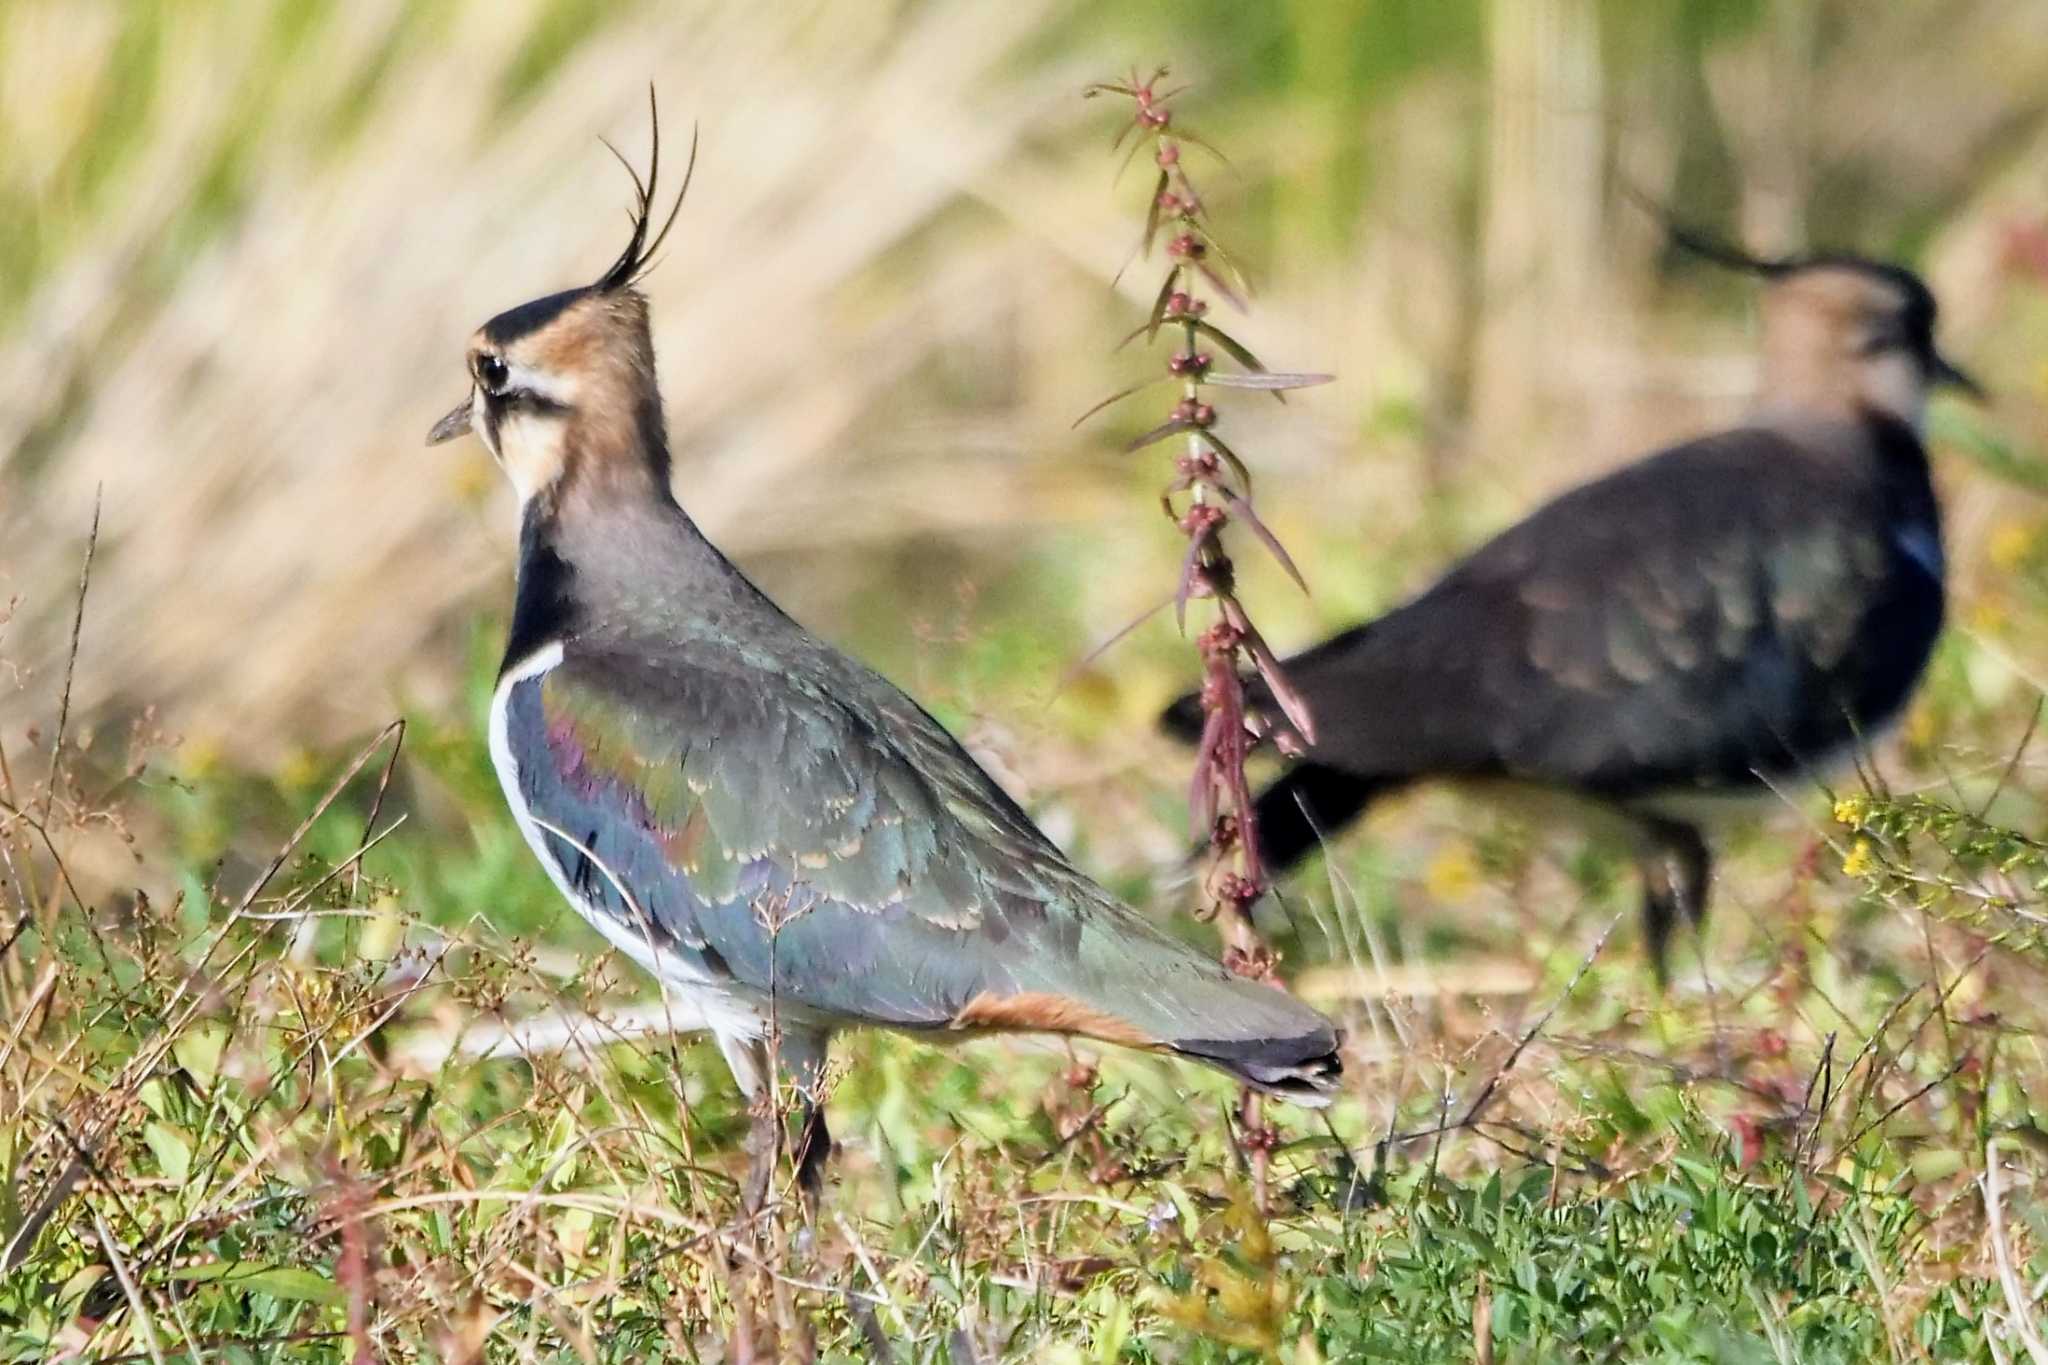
(475, 353), (510, 394)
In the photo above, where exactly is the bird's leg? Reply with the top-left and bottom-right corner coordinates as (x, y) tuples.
(1637, 817), (1711, 987)
(1638, 863), (1679, 990)
(741, 1100), (781, 1219)
(790, 1096), (831, 1221)
(719, 1033), (782, 1219)
(734, 1026), (832, 1221)
(773, 1027), (832, 1220)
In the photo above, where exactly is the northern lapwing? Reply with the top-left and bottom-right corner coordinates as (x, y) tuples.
(1164, 233), (1978, 980)
(428, 96), (1340, 1208)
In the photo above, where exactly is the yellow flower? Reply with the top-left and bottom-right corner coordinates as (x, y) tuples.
(1841, 837), (1876, 878)
(1987, 520), (2038, 574)
(1832, 795), (1866, 829)
(276, 746), (320, 791)
(1424, 842), (1480, 904)
(180, 735), (223, 779)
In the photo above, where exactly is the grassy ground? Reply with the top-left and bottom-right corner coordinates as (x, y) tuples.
(6, 3), (2048, 1361)
(3, 585), (2046, 1361)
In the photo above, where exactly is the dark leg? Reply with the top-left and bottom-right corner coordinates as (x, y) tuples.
(739, 1095), (829, 1218)
(737, 1029), (832, 1218)
(1637, 818), (1711, 987)
(791, 1098), (832, 1218)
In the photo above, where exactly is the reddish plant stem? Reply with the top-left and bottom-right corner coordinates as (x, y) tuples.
(1084, 66), (1332, 1205)
(1108, 74), (1289, 981)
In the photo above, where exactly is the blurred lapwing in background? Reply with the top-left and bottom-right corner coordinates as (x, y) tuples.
(427, 95), (1340, 1210)
(1164, 230), (1980, 981)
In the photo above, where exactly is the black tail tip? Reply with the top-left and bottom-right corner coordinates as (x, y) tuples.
(1174, 1029), (1344, 1109)
(1239, 1049), (1343, 1108)
(1159, 688), (1206, 743)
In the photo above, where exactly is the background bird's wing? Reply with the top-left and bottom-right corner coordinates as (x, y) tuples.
(501, 646), (1321, 1045)
(1254, 427), (1924, 797)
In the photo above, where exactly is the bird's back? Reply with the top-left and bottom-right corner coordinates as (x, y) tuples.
(1217, 411), (1944, 803)
(493, 505), (1341, 1100)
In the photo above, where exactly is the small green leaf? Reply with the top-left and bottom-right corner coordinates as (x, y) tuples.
(1123, 417), (1195, 454)
(1222, 492), (1309, 596)
(143, 1122), (192, 1182)
(1204, 371), (1333, 392)
(1193, 260), (1245, 312)
(171, 1024), (228, 1087)
(1170, 125), (1233, 168)
(1188, 318), (1266, 374)
(1194, 428), (1254, 492)
(1145, 267), (1182, 342)
(167, 1261), (345, 1306)
(1070, 376), (1169, 429)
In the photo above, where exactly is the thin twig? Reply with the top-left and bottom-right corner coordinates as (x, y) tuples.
(1458, 916), (1620, 1130)
(95, 1213), (168, 1365)
(1984, 1139), (2048, 1365)
(41, 489), (101, 828)
(1827, 1058), (1971, 1164)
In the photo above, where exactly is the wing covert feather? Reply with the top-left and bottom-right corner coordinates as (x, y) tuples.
(1266, 425), (1938, 797)
(501, 645), (1310, 1041)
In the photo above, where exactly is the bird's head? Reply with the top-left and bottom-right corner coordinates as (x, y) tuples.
(1666, 222), (1980, 430)
(1757, 256), (1979, 429)
(428, 92), (693, 511)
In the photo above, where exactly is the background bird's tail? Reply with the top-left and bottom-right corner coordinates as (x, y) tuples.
(1160, 678), (1401, 876)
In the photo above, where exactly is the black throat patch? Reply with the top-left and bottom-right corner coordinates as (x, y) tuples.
(503, 503), (579, 673)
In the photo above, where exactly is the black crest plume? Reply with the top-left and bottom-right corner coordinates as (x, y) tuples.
(1619, 183), (1792, 278)
(594, 87), (698, 294)
(1663, 220), (1794, 278)
(1623, 186), (1944, 323)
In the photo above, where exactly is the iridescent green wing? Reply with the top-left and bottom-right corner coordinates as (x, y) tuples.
(499, 645), (1308, 1043)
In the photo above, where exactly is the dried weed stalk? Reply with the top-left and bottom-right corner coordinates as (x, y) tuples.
(1079, 65), (1332, 980)
(1080, 65), (1332, 1209)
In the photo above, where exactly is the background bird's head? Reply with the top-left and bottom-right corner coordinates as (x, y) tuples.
(427, 95), (692, 513)
(1664, 221), (1979, 429)
(1756, 256), (1979, 429)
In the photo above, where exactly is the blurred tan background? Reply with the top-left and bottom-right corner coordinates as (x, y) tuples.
(4, 0), (2047, 786)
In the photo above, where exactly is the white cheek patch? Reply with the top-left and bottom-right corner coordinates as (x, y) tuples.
(496, 410), (570, 504)
(481, 360), (577, 505)
(1859, 353), (1928, 432)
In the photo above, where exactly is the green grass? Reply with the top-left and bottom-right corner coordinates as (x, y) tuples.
(5, 2), (2048, 1357)
(3, 618), (2045, 1361)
